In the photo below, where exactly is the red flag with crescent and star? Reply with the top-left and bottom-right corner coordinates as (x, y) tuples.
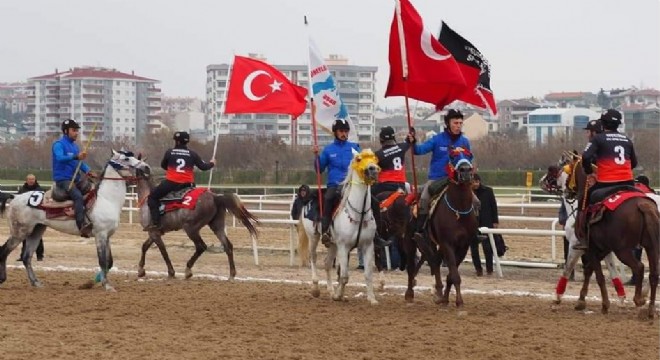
(385, 0), (467, 108)
(225, 55), (308, 118)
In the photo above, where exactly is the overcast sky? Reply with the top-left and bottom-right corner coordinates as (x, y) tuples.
(1, 0), (658, 107)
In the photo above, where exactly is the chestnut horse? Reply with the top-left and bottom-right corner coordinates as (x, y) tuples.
(404, 147), (478, 307)
(568, 157), (659, 318)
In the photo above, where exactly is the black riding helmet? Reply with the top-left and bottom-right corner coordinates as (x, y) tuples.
(331, 118), (350, 133)
(583, 119), (603, 133)
(599, 109), (622, 131)
(173, 131), (190, 144)
(444, 109), (464, 126)
(379, 126), (395, 142)
(61, 119), (81, 133)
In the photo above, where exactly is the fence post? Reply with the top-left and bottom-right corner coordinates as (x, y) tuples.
(551, 218), (559, 262)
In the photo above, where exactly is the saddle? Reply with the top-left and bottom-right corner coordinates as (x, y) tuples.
(160, 186), (195, 203)
(378, 189), (405, 211)
(158, 187), (208, 214)
(589, 185), (642, 204)
(584, 188), (649, 227)
(36, 187), (97, 220)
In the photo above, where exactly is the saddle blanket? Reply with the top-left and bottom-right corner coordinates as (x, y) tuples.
(163, 188), (207, 213)
(602, 191), (647, 211)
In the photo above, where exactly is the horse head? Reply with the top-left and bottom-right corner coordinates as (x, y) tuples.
(109, 149), (151, 179)
(447, 146), (473, 184)
(350, 148), (380, 185)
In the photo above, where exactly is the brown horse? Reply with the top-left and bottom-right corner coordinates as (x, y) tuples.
(134, 166), (259, 280)
(569, 157), (659, 318)
(373, 189), (413, 273)
(405, 148), (478, 307)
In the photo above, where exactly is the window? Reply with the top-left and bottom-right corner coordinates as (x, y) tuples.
(359, 72), (372, 79)
(217, 69), (228, 76)
(573, 115), (589, 128)
(216, 80), (227, 88)
(528, 114), (561, 124)
(278, 125), (289, 130)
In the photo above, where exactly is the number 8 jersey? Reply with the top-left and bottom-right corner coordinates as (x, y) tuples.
(161, 146), (214, 183)
(375, 142), (411, 183)
(582, 131), (637, 183)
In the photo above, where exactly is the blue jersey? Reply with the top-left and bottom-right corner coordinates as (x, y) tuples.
(52, 135), (90, 182)
(413, 131), (472, 180)
(316, 139), (360, 187)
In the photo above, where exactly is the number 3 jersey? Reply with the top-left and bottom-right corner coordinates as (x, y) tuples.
(161, 146), (214, 183)
(582, 131), (637, 183)
(375, 142), (411, 183)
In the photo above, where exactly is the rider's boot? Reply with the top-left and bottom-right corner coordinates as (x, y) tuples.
(413, 213), (428, 243)
(371, 199), (391, 248)
(320, 216), (332, 248)
(76, 211), (93, 238)
(144, 204), (162, 232)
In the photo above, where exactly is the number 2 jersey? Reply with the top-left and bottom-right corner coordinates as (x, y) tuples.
(161, 146), (214, 183)
(375, 142), (411, 183)
(582, 131), (637, 183)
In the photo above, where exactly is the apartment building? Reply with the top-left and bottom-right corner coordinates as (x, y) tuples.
(206, 55), (378, 145)
(26, 67), (161, 144)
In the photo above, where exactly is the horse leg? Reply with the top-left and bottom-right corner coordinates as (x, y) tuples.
(362, 241), (378, 305)
(22, 225), (47, 287)
(137, 236), (154, 278)
(590, 257), (610, 314)
(575, 257), (594, 311)
(94, 232), (115, 292)
(442, 248), (463, 307)
(613, 248), (646, 307)
(332, 244), (349, 302)
(183, 228), (207, 280)
(428, 251), (444, 305)
(209, 218), (235, 280)
(404, 240), (419, 302)
(644, 245), (659, 319)
(152, 235), (175, 278)
(324, 244), (337, 296)
(556, 247), (583, 304)
(309, 230), (321, 298)
(603, 252), (626, 303)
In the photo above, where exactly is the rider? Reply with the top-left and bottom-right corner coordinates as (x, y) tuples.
(574, 109), (638, 250)
(584, 119), (603, 140)
(313, 119), (389, 248)
(372, 126), (411, 195)
(635, 175), (656, 194)
(145, 131), (215, 231)
(407, 109), (474, 241)
(52, 119), (94, 237)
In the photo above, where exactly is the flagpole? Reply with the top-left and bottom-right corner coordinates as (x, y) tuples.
(395, 0), (419, 195)
(208, 55), (235, 189)
(304, 15), (324, 217)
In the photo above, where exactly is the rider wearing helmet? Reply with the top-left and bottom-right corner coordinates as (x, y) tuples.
(583, 119), (603, 141)
(313, 119), (389, 248)
(373, 126), (411, 195)
(575, 109), (638, 250)
(145, 131), (215, 231)
(52, 119), (94, 237)
(406, 109), (474, 241)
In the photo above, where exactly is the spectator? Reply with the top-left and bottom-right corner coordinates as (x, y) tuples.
(290, 184), (310, 220)
(16, 174), (45, 261)
(470, 174), (498, 276)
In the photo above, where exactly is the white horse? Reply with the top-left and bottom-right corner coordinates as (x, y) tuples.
(298, 148), (381, 304)
(0, 149), (150, 291)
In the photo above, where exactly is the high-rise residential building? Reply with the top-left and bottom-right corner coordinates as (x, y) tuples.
(25, 66), (162, 144)
(206, 54), (378, 145)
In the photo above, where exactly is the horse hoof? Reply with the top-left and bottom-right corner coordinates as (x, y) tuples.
(601, 306), (609, 315)
(574, 300), (586, 311)
(311, 288), (321, 298)
(369, 299), (379, 306)
(405, 291), (414, 303)
(32, 281), (43, 288)
(137, 268), (146, 278)
(185, 268), (193, 279)
(332, 295), (342, 302)
(553, 298), (562, 305)
(168, 273), (176, 279)
(104, 284), (117, 292)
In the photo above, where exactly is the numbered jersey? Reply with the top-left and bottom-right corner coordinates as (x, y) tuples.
(582, 132), (637, 183)
(376, 142), (410, 183)
(161, 147), (213, 184)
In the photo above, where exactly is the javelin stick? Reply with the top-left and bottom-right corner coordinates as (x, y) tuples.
(394, 0), (419, 195)
(305, 16), (324, 217)
(68, 123), (98, 191)
(208, 54), (235, 189)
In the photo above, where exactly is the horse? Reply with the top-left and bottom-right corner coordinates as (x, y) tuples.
(404, 147), (478, 307)
(567, 154), (659, 318)
(373, 189), (413, 275)
(297, 148), (381, 304)
(0, 150), (150, 291)
(539, 157), (626, 304)
(134, 165), (259, 280)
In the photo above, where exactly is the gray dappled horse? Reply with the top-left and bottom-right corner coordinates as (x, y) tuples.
(0, 150), (149, 291)
(134, 165), (258, 280)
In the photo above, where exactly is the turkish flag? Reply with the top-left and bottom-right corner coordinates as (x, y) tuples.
(385, 0), (467, 108)
(225, 56), (308, 118)
(437, 21), (497, 115)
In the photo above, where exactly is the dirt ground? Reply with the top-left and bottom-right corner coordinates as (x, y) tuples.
(0, 217), (658, 360)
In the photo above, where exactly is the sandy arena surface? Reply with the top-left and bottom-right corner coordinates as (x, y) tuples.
(0, 213), (658, 359)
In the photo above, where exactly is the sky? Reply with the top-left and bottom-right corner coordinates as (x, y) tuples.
(1, 0), (659, 108)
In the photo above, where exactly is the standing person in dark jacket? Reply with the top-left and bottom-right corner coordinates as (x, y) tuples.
(16, 174), (45, 261)
(470, 174), (499, 276)
(290, 184), (310, 220)
(145, 131), (215, 231)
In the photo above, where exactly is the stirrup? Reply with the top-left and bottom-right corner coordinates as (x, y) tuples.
(374, 236), (392, 248)
(79, 223), (93, 238)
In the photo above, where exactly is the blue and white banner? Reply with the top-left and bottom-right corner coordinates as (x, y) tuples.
(308, 37), (357, 142)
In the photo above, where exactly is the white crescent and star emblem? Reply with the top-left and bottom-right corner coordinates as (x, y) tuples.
(243, 70), (283, 101)
(421, 28), (451, 61)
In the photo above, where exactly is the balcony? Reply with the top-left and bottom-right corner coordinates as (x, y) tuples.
(82, 112), (104, 116)
(82, 93), (104, 98)
(83, 84), (104, 88)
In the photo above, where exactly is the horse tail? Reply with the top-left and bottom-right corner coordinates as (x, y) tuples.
(214, 193), (259, 238)
(638, 200), (660, 253)
(0, 193), (14, 216)
(297, 217), (310, 266)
